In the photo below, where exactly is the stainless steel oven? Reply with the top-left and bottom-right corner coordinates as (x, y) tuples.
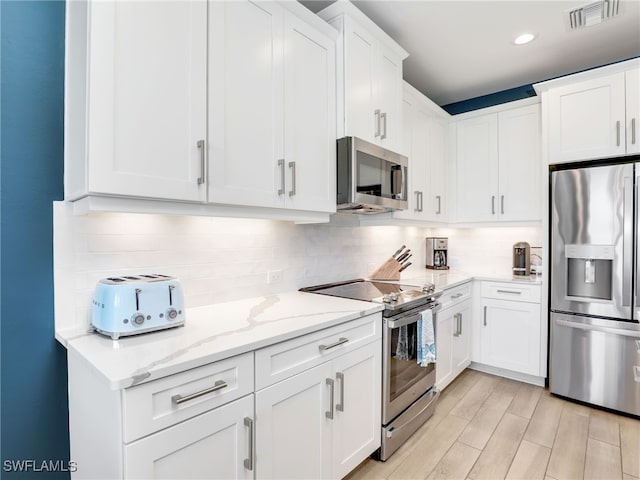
(381, 302), (440, 460)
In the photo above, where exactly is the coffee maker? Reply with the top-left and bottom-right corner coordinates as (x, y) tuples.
(426, 237), (449, 270)
(513, 241), (531, 276)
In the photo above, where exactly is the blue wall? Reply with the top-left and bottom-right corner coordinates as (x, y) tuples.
(1, 1), (70, 478)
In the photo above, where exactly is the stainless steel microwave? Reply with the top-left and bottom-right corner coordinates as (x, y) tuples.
(337, 136), (408, 214)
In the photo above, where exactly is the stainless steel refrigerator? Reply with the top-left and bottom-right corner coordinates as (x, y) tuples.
(550, 161), (640, 417)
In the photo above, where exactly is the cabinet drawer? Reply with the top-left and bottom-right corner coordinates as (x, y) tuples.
(481, 281), (541, 303)
(123, 352), (254, 443)
(255, 313), (381, 390)
(439, 282), (472, 310)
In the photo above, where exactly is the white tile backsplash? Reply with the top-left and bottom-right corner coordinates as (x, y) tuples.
(53, 201), (542, 334)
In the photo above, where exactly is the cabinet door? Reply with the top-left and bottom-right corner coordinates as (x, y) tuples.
(480, 298), (541, 376)
(409, 107), (431, 220)
(394, 94), (419, 219)
(626, 69), (640, 155)
(548, 72), (626, 163)
(497, 104), (541, 222)
(331, 342), (381, 479)
(255, 363), (333, 480)
(124, 395), (253, 479)
(283, 11), (336, 213)
(376, 43), (403, 152)
(435, 306), (455, 390)
(208, 1), (284, 208)
(452, 300), (472, 376)
(428, 116), (448, 221)
(343, 18), (377, 144)
(88, 1), (206, 201)
(455, 114), (498, 222)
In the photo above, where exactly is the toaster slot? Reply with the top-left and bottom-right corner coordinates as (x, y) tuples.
(169, 285), (174, 306)
(135, 288), (141, 311)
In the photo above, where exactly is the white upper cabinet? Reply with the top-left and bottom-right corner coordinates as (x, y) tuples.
(455, 113), (499, 223)
(454, 102), (541, 223)
(535, 59), (640, 163)
(318, 1), (408, 153)
(625, 68), (640, 155)
(65, 1), (336, 220)
(65, 0), (207, 202)
(497, 104), (541, 222)
(209, 2), (336, 213)
(395, 82), (449, 222)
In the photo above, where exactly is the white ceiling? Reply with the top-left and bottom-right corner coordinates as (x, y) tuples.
(300, 0), (640, 107)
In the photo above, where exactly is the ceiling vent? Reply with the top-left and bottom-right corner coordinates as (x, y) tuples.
(567, 0), (621, 29)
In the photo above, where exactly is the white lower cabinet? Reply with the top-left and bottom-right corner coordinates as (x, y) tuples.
(124, 395), (254, 479)
(254, 314), (382, 480)
(435, 283), (472, 390)
(478, 282), (542, 377)
(68, 314), (382, 480)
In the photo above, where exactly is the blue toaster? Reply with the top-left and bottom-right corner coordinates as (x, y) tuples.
(91, 274), (185, 340)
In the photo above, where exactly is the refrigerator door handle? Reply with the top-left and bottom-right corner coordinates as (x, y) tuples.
(622, 175), (633, 307)
(554, 318), (640, 338)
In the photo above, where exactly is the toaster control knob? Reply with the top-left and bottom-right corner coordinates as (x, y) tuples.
(166, 308), (178, 320)
(132, 313), (145, 326)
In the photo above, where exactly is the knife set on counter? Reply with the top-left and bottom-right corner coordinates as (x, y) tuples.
(369, 245), (412, 280)
(91, 274), (185, 340)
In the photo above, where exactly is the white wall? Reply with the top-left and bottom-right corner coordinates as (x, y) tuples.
(54, 202), (542, 334)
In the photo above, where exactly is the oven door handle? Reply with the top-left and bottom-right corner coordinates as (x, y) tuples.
(386, 388), (440, 438)
(386, 304), (441, 329)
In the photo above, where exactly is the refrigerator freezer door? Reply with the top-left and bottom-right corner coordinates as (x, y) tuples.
(550, 312), (640, 416)
(550, 163), (634, 320)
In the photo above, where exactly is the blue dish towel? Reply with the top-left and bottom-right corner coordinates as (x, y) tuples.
(417, 308), (436, 366)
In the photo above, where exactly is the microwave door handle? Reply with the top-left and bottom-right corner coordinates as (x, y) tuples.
(623, 175), (632, 307)
(400, 165), (406, 201)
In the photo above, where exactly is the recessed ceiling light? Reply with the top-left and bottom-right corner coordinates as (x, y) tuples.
(513, 33), (536, 45)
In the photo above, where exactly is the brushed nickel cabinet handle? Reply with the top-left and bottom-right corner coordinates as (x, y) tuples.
(414, 191), (420, 212)
(617, 120), (621, 146)
(197, 140), (205, 185)
(288, 161), (296, 197)
(243, 417), (254, 471)
(632, 118), (637, 145)
(319, 337), (348, 351)
(381, 112), (387, 140)
(326, 378), (335, 419)
(374, 109), (381, 138)
(491, 196), (496, 215)
(336, 372), (345, 412)
(497, 289), (522, 295)
(483, 306), (487, 326)
(501, 195), (504, 215)
(459, 312), (463, 336)
(436, 195), (441, 215)
(451, 292), (464, 299)
(172, 380), (228, 405)
(277, 159), (285, 195)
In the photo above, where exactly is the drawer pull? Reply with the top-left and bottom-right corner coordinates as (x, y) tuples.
(451, 293), (464, 299)
(496, 289), (521, 295)
(171, 380), (228, 405)
(483, 306), (487, 326)
(319, 337), (349, 351)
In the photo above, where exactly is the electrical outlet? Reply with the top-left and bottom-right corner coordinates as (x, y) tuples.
(267, 270), (283, 284)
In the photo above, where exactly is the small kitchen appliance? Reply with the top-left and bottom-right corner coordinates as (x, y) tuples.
(91, 274), (185, 340)
(512, 241), (531, 276)
(301, 279), (442, 461)
(425, 237), (449, 270)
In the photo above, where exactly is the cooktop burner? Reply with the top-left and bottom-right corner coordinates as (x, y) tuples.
(300, 279), (440, 316)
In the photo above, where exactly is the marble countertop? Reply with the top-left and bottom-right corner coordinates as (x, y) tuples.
(66, 292), (383, 391)
(400, 269), (543, 291)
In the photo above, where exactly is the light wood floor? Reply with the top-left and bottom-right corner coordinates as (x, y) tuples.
(347, 369), (640, 480)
